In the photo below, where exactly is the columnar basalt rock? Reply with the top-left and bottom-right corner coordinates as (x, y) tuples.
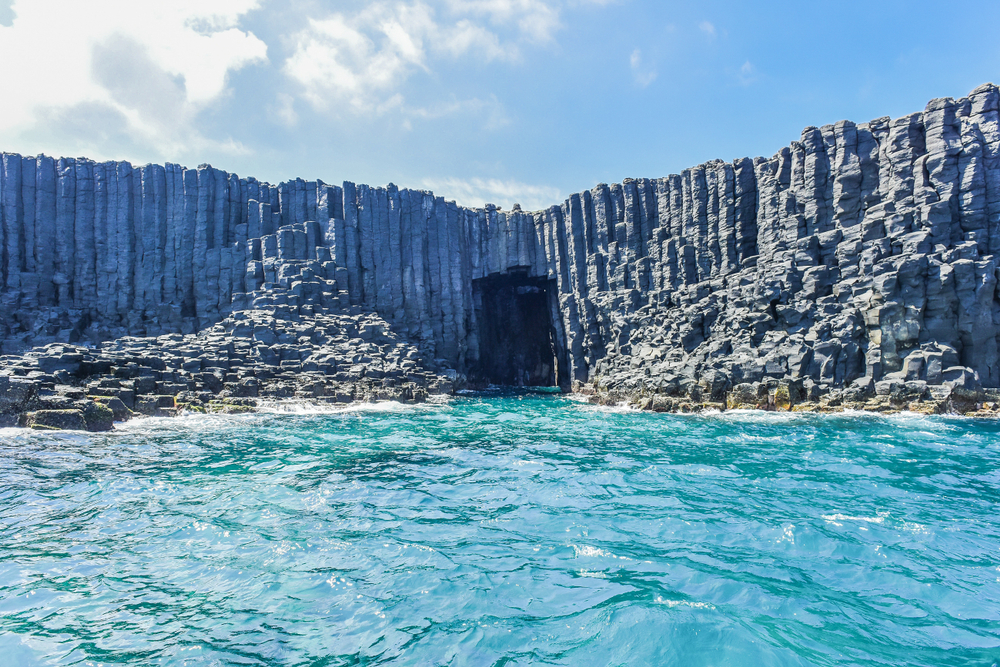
(4, 84), (1000, 425)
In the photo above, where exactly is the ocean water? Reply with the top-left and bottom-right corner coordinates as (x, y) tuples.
(0, 394), (998, 666)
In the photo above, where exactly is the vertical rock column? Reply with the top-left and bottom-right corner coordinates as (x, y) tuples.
(1, 154), (23, 295)
(35, 156), (57, 307)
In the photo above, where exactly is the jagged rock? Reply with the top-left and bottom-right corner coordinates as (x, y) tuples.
(136, 396), (176, 416)
(772, 384), (792, 411)
(942, 366), (982, 392)
(848, 375), (875, 398)
(93, 396), (130, 422)
(0, 376), (38, 415)
(727, 383), (763, 410)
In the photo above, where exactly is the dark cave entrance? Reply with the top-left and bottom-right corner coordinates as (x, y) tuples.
(471, 270), (564, 388)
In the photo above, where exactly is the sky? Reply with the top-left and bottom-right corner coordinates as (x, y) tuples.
(1, 0), (999, 211)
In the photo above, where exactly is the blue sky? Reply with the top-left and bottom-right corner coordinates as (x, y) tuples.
(1, 0), (999, 210)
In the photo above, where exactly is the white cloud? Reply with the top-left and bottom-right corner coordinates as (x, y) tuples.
(0, 0), (266, 160)
(285, 5), (438, 114)
(738, 60), (757, 86)
(421, 176), (563, 211)
(630, 48), (657, 88)
(699, 20), (715, 37)
(284, 0), (590, 117)
(444, 0), (562, 43)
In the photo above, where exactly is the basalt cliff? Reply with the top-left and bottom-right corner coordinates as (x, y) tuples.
(4, 85), (1000, 428)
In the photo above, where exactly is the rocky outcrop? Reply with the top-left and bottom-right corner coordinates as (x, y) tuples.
(4, 84), (1000, 424)
(580, 84), (1000, 412)
(0, 308), (455, 430)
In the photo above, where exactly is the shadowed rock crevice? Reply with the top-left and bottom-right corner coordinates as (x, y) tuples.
(470, 271), (561, 388)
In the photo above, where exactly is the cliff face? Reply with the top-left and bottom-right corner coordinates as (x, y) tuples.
(3, 84), (1000, 398)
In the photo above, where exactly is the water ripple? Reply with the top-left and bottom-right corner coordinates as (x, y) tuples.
(1, 395), (998, 665)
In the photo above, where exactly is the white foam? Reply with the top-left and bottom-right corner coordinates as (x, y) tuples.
(256, 398), (435, 415)
(712, 409), (810, 424)
(580, 401), (639, 414)
(113, 411), (254, 433)
(654, 595), (716, 610)
(576, 569), (607, 579)
(0, 426), (92, 444)
(572, 544), (631, 560)
(821, 512), (886, 525)
(254, 399), (352, 415)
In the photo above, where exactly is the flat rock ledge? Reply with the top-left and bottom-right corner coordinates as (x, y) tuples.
(0, 308), (457, 432)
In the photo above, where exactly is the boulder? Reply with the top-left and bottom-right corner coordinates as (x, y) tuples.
(0, 376), (38, 414)
(93, 396), (131, 422)
(82, 401), (114, 432)
(25, 410), (87, 431)
(727, 383), (763, 410)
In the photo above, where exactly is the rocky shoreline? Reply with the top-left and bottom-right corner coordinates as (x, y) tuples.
(581, 377), (1000, 418)
(0, 308), (456, 432)
(3, 309), (997, 433)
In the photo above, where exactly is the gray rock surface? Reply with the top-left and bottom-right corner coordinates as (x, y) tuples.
(3, 85), (1000, 417)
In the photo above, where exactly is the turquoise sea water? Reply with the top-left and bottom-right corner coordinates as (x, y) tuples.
(0, 394), (998, 666)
